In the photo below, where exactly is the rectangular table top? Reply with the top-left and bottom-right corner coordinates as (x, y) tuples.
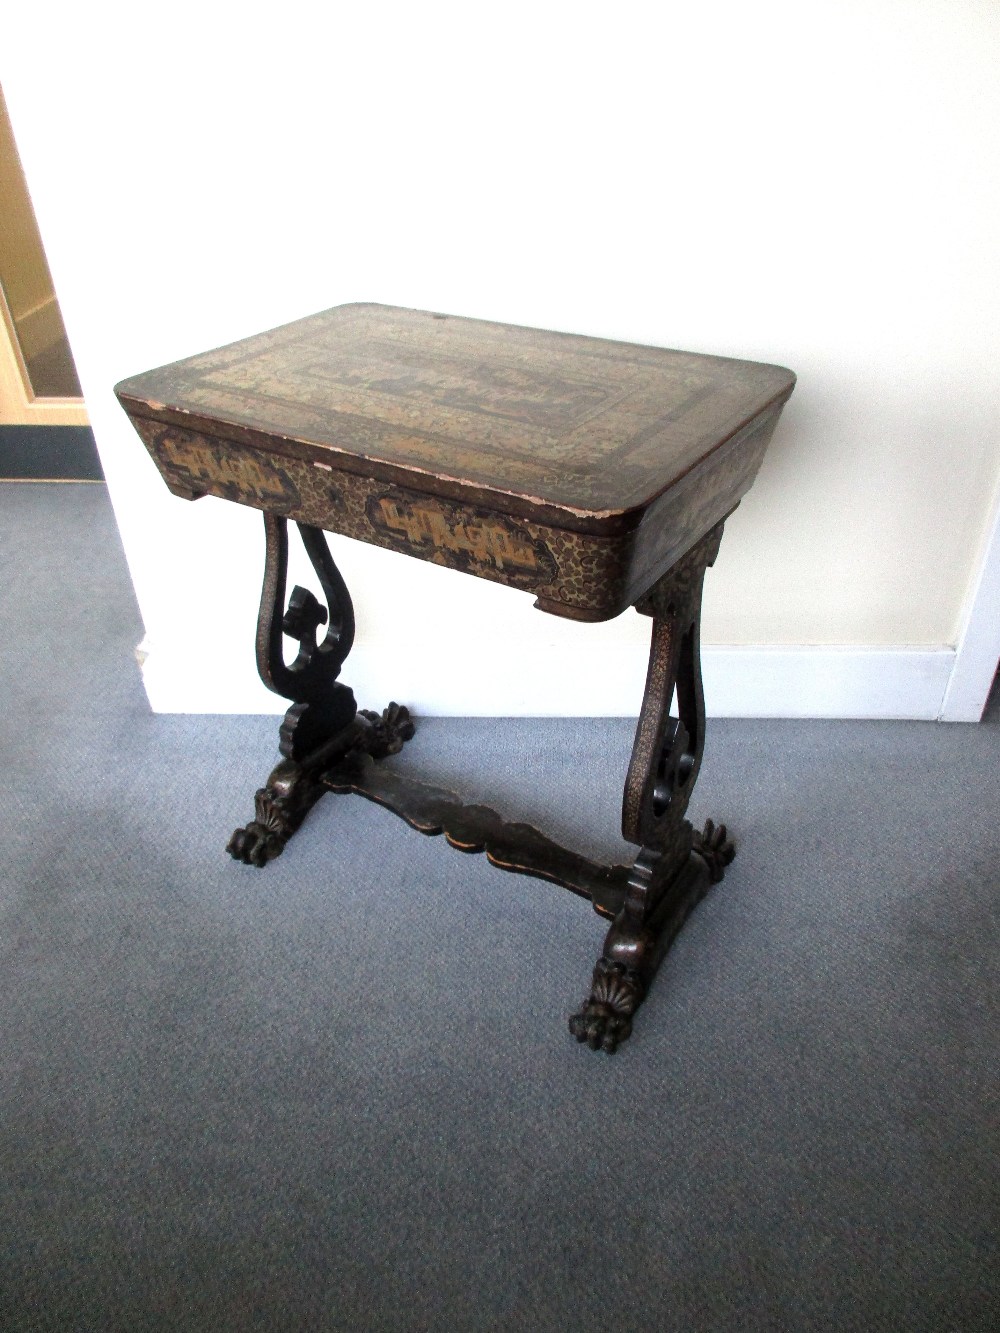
(117, 305), (795, 620)
(117, 303), (794, 522)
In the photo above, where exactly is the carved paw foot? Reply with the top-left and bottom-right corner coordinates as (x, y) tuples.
(569, 959), (645, 1053)
(226, 788), (294, 866)
(357, 702), (415, 760)
(693, 818), (735, 883)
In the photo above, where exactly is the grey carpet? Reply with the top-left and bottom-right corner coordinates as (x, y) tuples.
(0, 426), (103, 481)
(1, 483), (997, 1332)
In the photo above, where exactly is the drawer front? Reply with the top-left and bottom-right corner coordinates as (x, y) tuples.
(128, 415), (636, 621)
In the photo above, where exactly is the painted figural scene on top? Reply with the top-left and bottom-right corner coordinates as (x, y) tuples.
(117, 304), (795, 1052)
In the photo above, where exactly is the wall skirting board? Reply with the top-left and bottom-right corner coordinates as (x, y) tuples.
(940, 487), (1000, 723)
(136, 639), (958, 722)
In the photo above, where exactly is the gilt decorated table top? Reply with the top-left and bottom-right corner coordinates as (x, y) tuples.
(116, 304), (794, 621)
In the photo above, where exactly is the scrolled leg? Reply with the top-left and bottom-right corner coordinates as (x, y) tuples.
(228, 514), (414, 865)
(572, 523), (735, 1051)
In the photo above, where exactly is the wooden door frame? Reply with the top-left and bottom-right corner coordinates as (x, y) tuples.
(0, 80), (87, 428)
(0, 262), (87, 427)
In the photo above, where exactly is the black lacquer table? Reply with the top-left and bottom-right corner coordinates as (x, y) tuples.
(116, 304), (795, 1052)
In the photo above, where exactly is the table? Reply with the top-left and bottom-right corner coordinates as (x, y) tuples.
(116, 304), (795, 1052)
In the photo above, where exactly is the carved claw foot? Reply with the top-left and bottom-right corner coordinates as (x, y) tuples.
(227, 822), (281, 867)
(226, 787), (297, 866)
(693, 818), (735, 883)
(698, 810), (736, 885)
(227, 766), (327, 866)
(569, 959), (645, 1053)
(357, 702), (415, 759)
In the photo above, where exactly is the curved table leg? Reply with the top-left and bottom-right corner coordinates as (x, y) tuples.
(227, 513), (413, 866)
(570, 522), (736, 1052)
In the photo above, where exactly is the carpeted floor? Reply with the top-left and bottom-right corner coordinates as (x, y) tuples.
(1, 483), (997, 1332)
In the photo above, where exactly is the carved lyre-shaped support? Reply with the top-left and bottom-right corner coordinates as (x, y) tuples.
(255, 512), (357, 761)
(227, 513), (413, 865)
(570, 523), (735, 1052)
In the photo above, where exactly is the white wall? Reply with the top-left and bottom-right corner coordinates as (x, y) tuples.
(4, 1), (999, 717)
